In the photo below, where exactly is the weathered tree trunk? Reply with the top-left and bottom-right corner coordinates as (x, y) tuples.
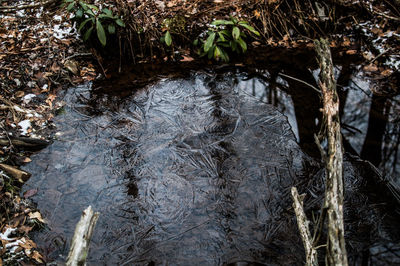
(66, 206), (99, 266)
(314, 38), (348, 266)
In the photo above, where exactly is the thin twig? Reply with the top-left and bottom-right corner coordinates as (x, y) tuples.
(278, 72), (321, 93)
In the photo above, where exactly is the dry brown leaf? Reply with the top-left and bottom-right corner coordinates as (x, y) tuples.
(180, 55), (194, 62)
(31, 250), (44, 263)
(346, 50), (357, 55)
(22, 157), (32, 163)
(15, 91), (24, 98)
(45, 94), (57, 108)
(363, 64), (378, 72)
(380, 69), (393, 77)
(342, 37), (351, 46)
(28, 211), (46, 223)
(19, 237), (36, 249)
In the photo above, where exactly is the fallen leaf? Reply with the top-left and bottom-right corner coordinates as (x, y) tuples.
(346, 50), (357, 55)
(380, 69), (393, 77)
(19, 237), (36, 249)
(363, 64), (378, 72)
(64, 60), (79, 75)
(22, 157), (32, 163)
(23, 189), (38, 199)
(45, 94), (57, 108)
(28, 212), (46, 223)
(15, 91), (25, 98)
(31, 250), (44, 263)
(180, 55), (194, 62)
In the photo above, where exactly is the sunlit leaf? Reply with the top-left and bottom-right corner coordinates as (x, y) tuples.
(232, 26), (240, 40)
(165, 31), (172, 46)
(211, 20), (234, 26)
(214, 45), (221, 58)
(96, 19), (107, 46)
(239, 22), (260, 36)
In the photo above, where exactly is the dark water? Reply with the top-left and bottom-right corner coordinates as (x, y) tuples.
(23, 69), (400, 265)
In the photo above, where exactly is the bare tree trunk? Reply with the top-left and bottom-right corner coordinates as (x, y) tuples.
(314, 38), (348, 266)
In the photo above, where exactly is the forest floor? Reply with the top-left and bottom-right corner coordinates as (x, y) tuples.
(0, 0), (399, 264)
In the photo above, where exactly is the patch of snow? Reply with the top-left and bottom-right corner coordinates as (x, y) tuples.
(53, 24), (74, 39)
(53, 15), (62, 22)
(14, 79), (21, 86)
(18, 120), (31, 135)
(23, 94), (36, 104)
(0, 228), (17, 241)
(16, 10), (25, 17)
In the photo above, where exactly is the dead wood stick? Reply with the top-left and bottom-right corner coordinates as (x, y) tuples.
(314, 38), (348, 266)
(66, 206), (99, 266)
(0, 163), (31, 183)
(291, 187), (319, 266)
(0, 137), (50, 149)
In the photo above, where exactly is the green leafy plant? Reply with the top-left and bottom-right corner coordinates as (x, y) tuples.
(195, 17), (260, 62)
(161, 30), (172, 46)
(64, 0), (125, 46)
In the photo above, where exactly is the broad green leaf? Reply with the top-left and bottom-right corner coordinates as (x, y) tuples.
(96, 19), (107, 46)
(218, 32), (226, 42)
(239, 23), (260, 36)
(232, 26), (240, 40)
(230, 16), (238, 24)
(108, 24), (116, 34)
(237, 37), (247, 52)
(214, 46), (221, 58)
(87, 4), (99, 11)
(83, 26), (93, 41)
(165, 31), (172, 46)
(115, 18), (125, 27)
(207, 45), (215, 59)
(76, 9), (83, 18)
(67, 2), (75, 11)
(220, 47), (229, 62)
(211, 20), (234, 26)
(78, 18), (93, 32)
(219, 42), (230, 48)
(193, 39), (199, 46)
(98, 14), (114, 19)
(230, 40), (237, 52)
(79, 1), (88, 10)
(102, 8), (112, 16)
(220, 30), (230, 37)
(85, 9), (95, 16)
(238, 21), (249, 25)
(204, 32), (216, 52)
(65, 0), (74, 3)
